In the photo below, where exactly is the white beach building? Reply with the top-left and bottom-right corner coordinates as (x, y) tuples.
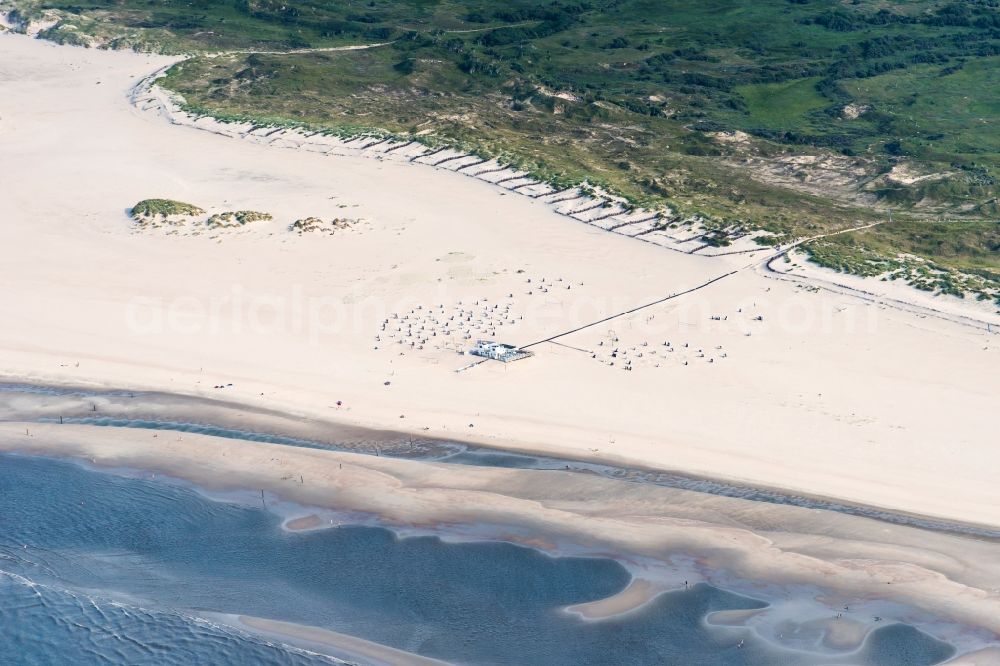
(468, 340), (533, 363)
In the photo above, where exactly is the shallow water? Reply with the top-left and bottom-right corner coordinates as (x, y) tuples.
(45, 415), (1000, 538)
(0, 574), (338, 666)
(0, 453), (957, 665)
(0, 383), (143, 398)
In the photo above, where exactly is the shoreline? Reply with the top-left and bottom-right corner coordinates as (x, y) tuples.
(4, 378), (1000, 538)
(233, 615), (450, 666)
(1, 450), (981, 666)
(563, 578), (668, 621)
(2, 421), (999, 657)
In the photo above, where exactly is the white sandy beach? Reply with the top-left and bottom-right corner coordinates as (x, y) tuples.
(0, 29), (998, 536)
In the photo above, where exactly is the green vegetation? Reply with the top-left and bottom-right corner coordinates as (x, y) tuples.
(737, 77), (830, 129)
(205, 210), (273, 227)
(130, 198), (205, 219)
(290, 217), (355, 234)
(803, 218), (1000, 302)
(846, 58), (1000, 184)
(809, 217), (1000, 274)
(5, 1), (393, 52)
(129, 201), (272, 230)
(15, 0), (1000, 293)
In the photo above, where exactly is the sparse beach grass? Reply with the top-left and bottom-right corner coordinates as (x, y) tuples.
(129, 200), (275, 232)
(206, 210), (273, 228)
(131, 198), (204, 219)
(290, 217), (356, 235)
(803, 219), (1000, 303)
(130, 198), (206, 229)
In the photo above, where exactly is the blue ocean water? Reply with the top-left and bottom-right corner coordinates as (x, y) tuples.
(0, 453), (956, 665)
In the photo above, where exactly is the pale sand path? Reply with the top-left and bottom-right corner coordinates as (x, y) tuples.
(0, 33), (998, 529)
(564, 578), (666, 620)
(237, 615), (449, 666)
(2, 422), (1000, 650)
(284, 514), (323, 531)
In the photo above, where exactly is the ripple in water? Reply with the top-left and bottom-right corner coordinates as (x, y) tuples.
(0, 453), (956, 665)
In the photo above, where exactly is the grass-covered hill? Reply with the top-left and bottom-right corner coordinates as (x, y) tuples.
(7, 0), (999, 297)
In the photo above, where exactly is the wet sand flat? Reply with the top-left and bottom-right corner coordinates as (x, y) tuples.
(2, 420), (999, 659)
